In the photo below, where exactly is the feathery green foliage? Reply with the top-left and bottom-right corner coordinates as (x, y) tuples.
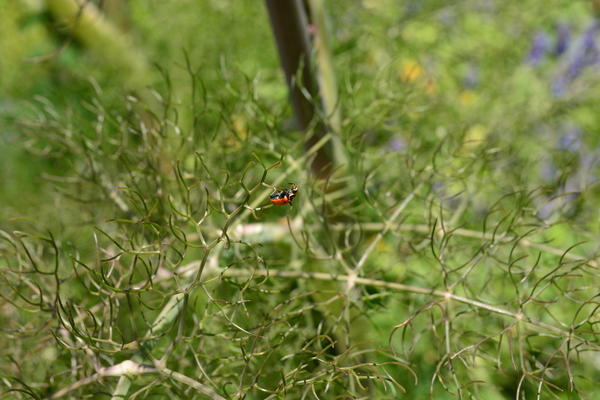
(2, 1), (600, 399)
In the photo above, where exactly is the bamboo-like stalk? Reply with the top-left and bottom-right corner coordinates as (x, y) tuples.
(44, 0), (150, 90)
(264, 0), (336, 178)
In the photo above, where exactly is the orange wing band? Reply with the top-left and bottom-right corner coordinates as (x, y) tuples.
(270, 198), (290, 205)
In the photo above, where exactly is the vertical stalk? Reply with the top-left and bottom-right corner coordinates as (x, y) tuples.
(264, 0), (334, 178)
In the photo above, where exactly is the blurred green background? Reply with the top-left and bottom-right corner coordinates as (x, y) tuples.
(2, 0), (600, 399)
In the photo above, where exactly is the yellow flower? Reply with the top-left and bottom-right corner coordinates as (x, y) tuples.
(400, 60), (423, 82)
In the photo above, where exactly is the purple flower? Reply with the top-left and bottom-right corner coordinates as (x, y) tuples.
(554, 23), (570, 56)
(564, 22), (599, 81)
(537, 198), (559, 220)
(537, 180), (581, 220)
(528, 31), (552, 65)
(462, 65), (479, 89)
(557, 123), (582, 152)
(582, 21), (599, 50)
(388, 137), (407, 152)
(552, 75), (568, 97)
(553, 20), (600, 97)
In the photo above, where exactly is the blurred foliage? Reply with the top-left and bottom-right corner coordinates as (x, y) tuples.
(2, 0), (600, 399)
